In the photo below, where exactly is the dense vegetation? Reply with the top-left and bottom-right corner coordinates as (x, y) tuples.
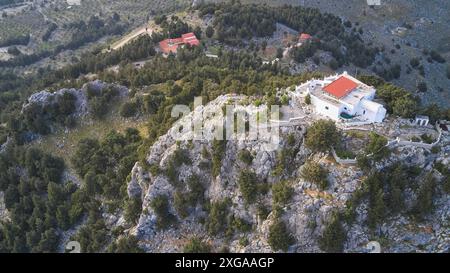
(237, 170), (259, 205)
(319, 214), (346, 253)
(0, 33), (29, 48)
(358, 75), (418, 118)
(0, 147), (79, 252)
(0, 15), (127, 68)
(272, 133), (301, 177)
(183, 237), (211, 253)
(199, 1), (378, 68)
(301, 161), (329, 191)
(268, 219), (294, 252)
(271, 180), (293, 207)
(71, 129), (141, 203)
(305, 119), (340, 152)
(20, 92), (77, 136)
(69, 129), (143, 252)
(0, 1), (448, 254)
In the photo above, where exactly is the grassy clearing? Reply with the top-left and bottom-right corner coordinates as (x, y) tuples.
(33, 112), (147, 166)
(345, 130), (368, 139)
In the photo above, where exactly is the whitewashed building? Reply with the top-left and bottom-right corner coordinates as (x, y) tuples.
(294, 72), (387, 123)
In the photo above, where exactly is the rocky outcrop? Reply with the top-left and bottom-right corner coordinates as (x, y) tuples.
(0, 137), (12, 154)
(127, 162), (150, 200)
(123, 94), (450, 253)
(23, 80), (128, 119)
(23, 87), (88, 117)
(0, 191), (10, 222)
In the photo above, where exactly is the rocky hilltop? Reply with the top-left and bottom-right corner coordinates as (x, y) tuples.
(124, 94), (450, 253)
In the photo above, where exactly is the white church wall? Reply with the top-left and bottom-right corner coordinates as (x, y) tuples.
(311, 94), (342, 121)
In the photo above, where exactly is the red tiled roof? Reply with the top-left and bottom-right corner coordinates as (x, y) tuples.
(182, 32), (200, 46)
(159, 39), (179, 54)
(299, 33), (312, 40)
(182, 32), (196, 40)
(323, 76), (358, 99)
(159, 32), (200, 54)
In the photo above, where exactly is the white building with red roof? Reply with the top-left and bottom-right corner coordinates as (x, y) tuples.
(159, 32), (200, 54)
(299, 33), (312, 41)
(294, 72), (386, 123)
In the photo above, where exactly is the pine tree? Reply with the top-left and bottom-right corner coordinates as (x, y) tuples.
(268, 219), (294, 251)
(319, 214), (346, 253)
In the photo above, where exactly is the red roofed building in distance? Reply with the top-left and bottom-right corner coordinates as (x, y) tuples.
(299, 33), (312, 41)
(159, 32), (200, 54)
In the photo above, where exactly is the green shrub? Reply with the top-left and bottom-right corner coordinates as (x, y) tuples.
(149, 164), (160, 176)
(420, 134), (434, 144)
(206, 199), (230, 235)
(89, 96), (109, 119)
(356, 154), (371, 172)
(272, 147), (297, 177)
(376, 83), (418, 118)
(286, 133), (296, 146)
(411, 173), (436, 221)
(201, 146), (210, 159)
(305, 120), (340, 152)
(335, 148), (356, 159)
(257, 203), (270, 221)
(183, 237), (211, 253)
(280, 94), (289, 105)
(212, 140), (226, 177)
(268, 219), (294, 252)
(165, 162), (179, 187)
(231, 216), (253, 233)
(272, 181), (294, 206)
(319, 214), (346, 253)
(239, 236), (249, 247)
(150, 195), (176, 230)
(238, 150), (253, 165)
(430, 145), (441, 154)
(172, 148), (192, 167)
(173, 190), (189, 219)
(119, 101), (139, 117)
(187, 174), (205, 207)
(430, 50), (446, 63)
(367, 189), (386, 230)
(443, 176), (450, 194)
(301, 161), (329, 190)
(238, 170), (259, 204)
(365, 133), (390, 161)
(124, 197), (142, 225)
(304, 93), (311, 105)
(108, 235), (144, 253)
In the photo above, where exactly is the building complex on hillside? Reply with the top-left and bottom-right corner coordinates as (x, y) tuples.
(294, 72), (387, 123)
(159, 32), (200, 54)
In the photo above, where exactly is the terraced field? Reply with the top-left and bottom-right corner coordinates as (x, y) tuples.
(0, 0), (191, 71)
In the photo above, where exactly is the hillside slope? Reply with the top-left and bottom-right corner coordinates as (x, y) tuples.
(124, 94), (450, 253)
(208, 0), (450, 106)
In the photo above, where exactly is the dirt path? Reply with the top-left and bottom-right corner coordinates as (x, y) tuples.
(110, 25), (153, 51)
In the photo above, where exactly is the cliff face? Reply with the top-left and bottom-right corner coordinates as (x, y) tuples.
(125, 94), (450, 253)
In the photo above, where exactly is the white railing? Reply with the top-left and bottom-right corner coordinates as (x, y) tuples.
(387, 122), (443, 149)
(333, 122), (444, 165)
(331, 148), (357, 164)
